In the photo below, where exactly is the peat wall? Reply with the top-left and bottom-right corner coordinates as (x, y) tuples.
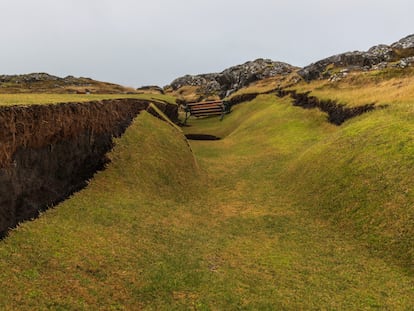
(0, 98), (177, 237)
(277, 90), (376, 125)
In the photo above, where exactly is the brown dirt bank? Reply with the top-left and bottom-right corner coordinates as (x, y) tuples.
(0, 98), (177, 237)
(276, 90), (377, 125)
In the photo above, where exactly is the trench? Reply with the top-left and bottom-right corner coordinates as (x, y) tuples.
(228, 93), (259, 106)
(0, 99), (177, 238)
(185, 134), (221, 141)
(276, 89), (377, 125)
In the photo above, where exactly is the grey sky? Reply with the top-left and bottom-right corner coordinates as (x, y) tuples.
(1, 0), (413, 87)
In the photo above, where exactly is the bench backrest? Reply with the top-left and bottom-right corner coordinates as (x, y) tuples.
(186, 100), (224, 117)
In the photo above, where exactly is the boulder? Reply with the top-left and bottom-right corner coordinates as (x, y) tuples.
(391, 34), (414, 49)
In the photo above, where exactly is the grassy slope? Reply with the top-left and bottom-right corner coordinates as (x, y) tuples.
(290, 67), (414, 108)
(0, 94), (413, 309)
(284, 107), (414, 268)
(0, 93), (177, 106)
(0, 112), (200, 309)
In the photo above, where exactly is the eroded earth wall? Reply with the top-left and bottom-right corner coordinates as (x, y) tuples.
(0, 98), (177, 237)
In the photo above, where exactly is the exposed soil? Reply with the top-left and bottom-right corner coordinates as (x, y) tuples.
(185, 134), (221, 141)
(228, 93), (259, 106)
(0, 99), (177, 237)
(228, 88), (280, 107)
(276, 89), (377, 125)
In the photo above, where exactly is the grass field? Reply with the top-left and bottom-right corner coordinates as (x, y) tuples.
(0, 91), (413, 309)
(0, 93), (177, 106)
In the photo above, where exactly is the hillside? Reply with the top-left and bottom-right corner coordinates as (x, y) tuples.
(0, 73), (138, 94)
(165, 58), (297, 102)
(0, 34), (414, 309)
(168, 34), (414, 105)
(1, 94), (413, 309)
(298, 34), (414, 82)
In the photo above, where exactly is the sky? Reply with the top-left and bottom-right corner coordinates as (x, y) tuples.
(0, 0), (413, 87)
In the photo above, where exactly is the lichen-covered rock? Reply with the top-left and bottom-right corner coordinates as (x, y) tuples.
(298, 50), (393, 81)
(367, 44), (395, 60)
(0, 73), (136, 94)
(371, 62), (389, 70)
(391, 34), (414, 49)
(168, 59), (296, 98)
(393, 56), (414, 69)
(298, 34), (414, 82)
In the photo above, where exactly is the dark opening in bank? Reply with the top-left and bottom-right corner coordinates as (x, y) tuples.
(185, 134), (221, 141)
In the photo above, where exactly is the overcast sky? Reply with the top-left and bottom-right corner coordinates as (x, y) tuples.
(0, 0), (413, 87)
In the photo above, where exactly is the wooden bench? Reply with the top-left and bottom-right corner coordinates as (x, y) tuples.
(183, 100), (231, 123)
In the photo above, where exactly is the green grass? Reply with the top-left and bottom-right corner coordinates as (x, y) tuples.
(0, 94), (413, 309)
(284, 107), (414, 269)
(0, 93), (177, 106)
(0, 111), (200, 309)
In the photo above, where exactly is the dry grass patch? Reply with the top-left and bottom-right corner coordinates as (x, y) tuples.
(290, 67), (414, 108)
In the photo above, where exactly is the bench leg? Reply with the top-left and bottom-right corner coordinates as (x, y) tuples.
(184, 111), (190, 124)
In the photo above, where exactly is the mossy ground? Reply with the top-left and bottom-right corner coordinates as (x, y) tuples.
(0, 89), (413, 309)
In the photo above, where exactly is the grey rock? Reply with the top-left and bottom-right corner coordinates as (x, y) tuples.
(391, 34), (414, 49)
(298, 49), (392, 81)
(299, 34), (414, 82)
(368, 44), (395, 61)
(168, 59), (296, 98)
(371, 62), (389, 70)
(0, 73), (92, 87)
(394, 56), (414, 68)
(328, 71), (348, 82)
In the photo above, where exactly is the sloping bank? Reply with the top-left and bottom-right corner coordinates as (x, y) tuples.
(0, 98), (177, 237)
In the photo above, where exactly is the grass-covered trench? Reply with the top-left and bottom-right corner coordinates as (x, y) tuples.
(0, 95), (413, 309)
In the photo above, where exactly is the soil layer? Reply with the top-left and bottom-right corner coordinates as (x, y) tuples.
(0, 99), (177, 237)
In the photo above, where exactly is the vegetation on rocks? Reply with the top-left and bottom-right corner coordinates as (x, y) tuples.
(0, 73), (139, 94)
(166, 58), (297, 102)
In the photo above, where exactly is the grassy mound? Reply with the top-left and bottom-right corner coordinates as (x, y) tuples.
(0, 92), (413, 309)
(182, 95), (413, 309)
(284, 107), (414, 269)
(0, 112), (200, 309)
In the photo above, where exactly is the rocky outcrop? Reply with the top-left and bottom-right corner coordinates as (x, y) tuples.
(0, 99), (177, 237)
(0, 73), (96, 86)
(298, 34), (414, 81)
(0, 73), (137, 94)
(168, 59), (296, 98)
(391, 34), (414, 49)
(298, 47), (395, 82)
